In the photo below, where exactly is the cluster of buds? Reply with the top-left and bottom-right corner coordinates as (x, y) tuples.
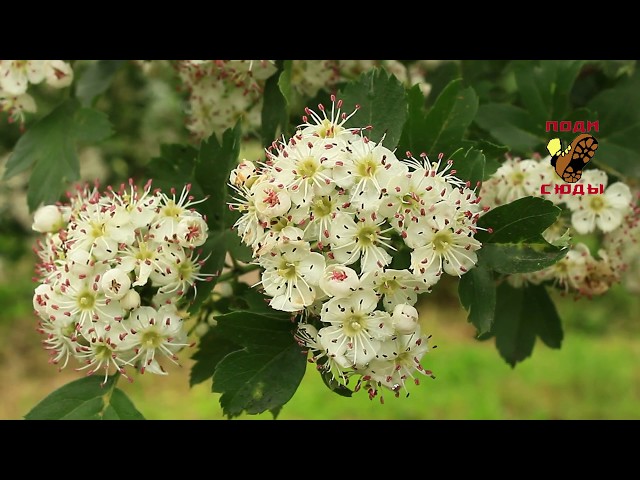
(0, 60), (73, 128)
(229, 97), (487, 400)
(31, 180), (211, 382)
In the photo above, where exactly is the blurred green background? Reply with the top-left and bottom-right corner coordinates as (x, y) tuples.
(1, 257), (638, 419)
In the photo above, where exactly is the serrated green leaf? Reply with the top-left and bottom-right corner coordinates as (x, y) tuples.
(398, 78), (478, 158)
(3, 99), (113, 211)
(190, 330), (242, 386)
(213, 343), (306, 418)
(319, 367), (353, 398)
(341, 68), (407, 149)
(450, 147), (486, 186)
(226, 228), (253, 263)
(25, 375), (144, 420)
(75, 60), (126, 107)
(476, 197), (567, 274)
(492, 283), (563, 367)
(458, 264), (496, 335)
(476, 197), (561, 244)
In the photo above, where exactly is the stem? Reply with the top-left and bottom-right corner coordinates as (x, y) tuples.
(216, 264), (260, 284)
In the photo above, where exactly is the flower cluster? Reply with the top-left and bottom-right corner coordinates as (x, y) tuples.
(0, 60), (73, 127)
(480, 155), (637, 297)
(229, 97), (487, 400)
(31, 180), (211, 382)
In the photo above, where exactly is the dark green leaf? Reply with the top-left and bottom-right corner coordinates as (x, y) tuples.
(341, 68), (407, 149)
(398, 79), (478, 158)
(458, 264), (496, 335)
(278, 60), (292, 106)
(214, 311), (295, 348)
(188, 229), (235, 314)
(195, 122), (241, 230)
(190, 330), (242, 386)
(492, 283), (563, 367)
(102, 389), (147, 420)
(25, 375), (144, 420)
(146, 144), (200, 195)
(226, 229), (253, 263)
(229, 283), (290, 318)
(492, 283), (535, 367)
(475, 103), (541, 154)
(213, 343), (307, 418)
(450, 147), (486, 186)
(3, 100), (113, 211)
(75, 60), (126, 107)
(477, 243), (568, 274)
(422, 62), (461, 107)
(588, 70), (640, 177)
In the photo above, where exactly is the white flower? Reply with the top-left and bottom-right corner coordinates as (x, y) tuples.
(318, 289), (394, 368)
(120, 305), (189, 375)
(410, 229), (481, 285)
(252, 180), (292, 219)
(101, 268), (132, 300)
(361, 268), (427, 312)
(0, 60), (45, 95)
(176, 213), (209, 248)
(568, 170), (632, 234)
(329, 213), (395, 273)
(319, 264), (360, 297)
(259, 241), (325, 312)
(44, 60), (74, 89)
(491, 158), (540, 204)
(32, 205), (65, 233)
(391, 304), (420, 335)
(229, 159), (257, 188)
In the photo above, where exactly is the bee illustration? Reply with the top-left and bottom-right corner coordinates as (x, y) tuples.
(546, 133), (598, 183)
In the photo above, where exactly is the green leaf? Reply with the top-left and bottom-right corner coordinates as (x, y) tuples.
(476, 197), (567, 274)
(195, 122), (242, 230)
(75, 60), (126, 107)
(190, 330), (242, 386)
(226, 231), (253, 263)
(25, 375), (144, 420)
(458, 264), (496, 335)
(492, 283), (563, 367)
(450, 147), (487, 186)
(3, 99), (113, 211)
(398, 79), (478, 158)
(476, 197), (561, 244)
(261, 68), (288, 147)
(341, 68), (407, 149)
(278, 60), (292, 106)
(213, 343), (307, 418)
